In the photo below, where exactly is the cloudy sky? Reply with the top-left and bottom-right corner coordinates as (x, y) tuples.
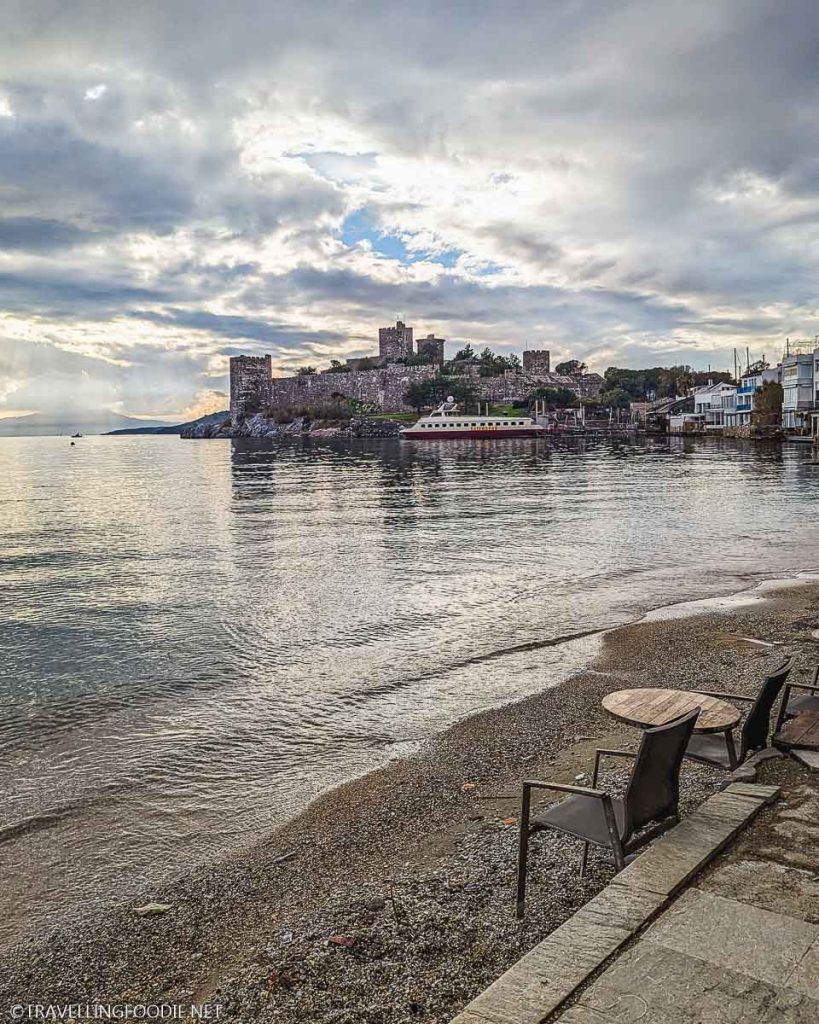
(2, 0), (818, 419)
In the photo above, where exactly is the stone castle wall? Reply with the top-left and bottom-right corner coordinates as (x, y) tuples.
(268, 364), (438, 414)
(229, 357), (604, 418)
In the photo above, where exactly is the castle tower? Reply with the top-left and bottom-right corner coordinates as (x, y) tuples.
(523, 350), (551, 374)
(378, 320), (414, 362)
(416, 334), (445, 364)
(230, 355), (272, 417)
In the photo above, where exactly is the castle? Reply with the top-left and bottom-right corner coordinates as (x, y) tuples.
(229, 321), (601, 418)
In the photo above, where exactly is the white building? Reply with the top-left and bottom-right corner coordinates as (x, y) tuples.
(690, 381), (737, 431)
(724, 366), (781, 431)
(781, 352), (815, 432)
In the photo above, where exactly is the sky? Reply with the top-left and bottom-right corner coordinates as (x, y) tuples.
(2, 0), (819, 420)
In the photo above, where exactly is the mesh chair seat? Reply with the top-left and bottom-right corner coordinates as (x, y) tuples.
(684, 731), (733, 768)
(788, 692), (819, 716)
(684, 658), (794, 770)
(532, 794), (627, 847)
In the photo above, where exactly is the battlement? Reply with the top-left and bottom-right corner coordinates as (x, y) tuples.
(229, 351), (599, 420)
(522, 349), (550, 373)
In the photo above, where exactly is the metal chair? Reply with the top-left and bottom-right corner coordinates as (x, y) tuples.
(515, 710), (698, 919)
(774, 663), (819, 734)
(684, 657), (794, 770)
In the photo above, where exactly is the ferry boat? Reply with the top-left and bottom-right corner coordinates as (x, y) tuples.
(400, 400), (545, 440)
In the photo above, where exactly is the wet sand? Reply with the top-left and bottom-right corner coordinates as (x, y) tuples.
(2, 582), (818, 1022)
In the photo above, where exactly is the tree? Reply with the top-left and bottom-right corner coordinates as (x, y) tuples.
(403, 374), (478, 412)
(600, 387), (632, 409)
(533, 386), (579, 409)
(404, 380), (431, 413)
(689, 370), (733, 388)
(297, 366), (317, 376)
(477, 347), (522, 376)
(603, 365), (731, 400)
(397, 352), (434, 366)
(752, 381), (783, 432)
(555, 359), (587, 375)
(453, 343), (476, 362)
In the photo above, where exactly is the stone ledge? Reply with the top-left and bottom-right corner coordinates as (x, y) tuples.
(724, 782), (781, 803)
(449, 783), (780, 1024)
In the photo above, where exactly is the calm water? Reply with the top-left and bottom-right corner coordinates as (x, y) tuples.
(1, 433), (819, 943)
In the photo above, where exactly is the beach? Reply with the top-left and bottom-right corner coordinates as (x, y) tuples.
(2, 580), (817, 1021)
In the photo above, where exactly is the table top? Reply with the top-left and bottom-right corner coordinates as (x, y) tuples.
(774, 710), (819, 751)
(602, 687), (742, 734)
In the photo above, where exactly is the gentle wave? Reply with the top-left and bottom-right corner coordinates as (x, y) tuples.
(1, 432), (819, 943)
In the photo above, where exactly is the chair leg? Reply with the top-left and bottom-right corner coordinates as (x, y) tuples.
(725, 730), (739, 769)
(516, 784), (532, 919)
(516, 825), (529, 919)
(774, 689), (790, 735)
(579, 841), (590, 878)
(612, 838), (626, 873)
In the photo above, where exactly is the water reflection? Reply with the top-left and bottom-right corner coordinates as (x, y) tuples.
(0, 432), (818, 944)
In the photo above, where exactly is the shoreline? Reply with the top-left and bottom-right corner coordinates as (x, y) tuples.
(2, 578), (819, 1020)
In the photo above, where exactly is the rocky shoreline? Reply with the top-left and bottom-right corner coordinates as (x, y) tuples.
(2, 583), (818, 1022)
(181, 413), (408, 440)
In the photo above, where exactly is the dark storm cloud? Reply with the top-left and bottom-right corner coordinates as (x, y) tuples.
(0, 270), (168, 318)
(132, 308), (347, 347)
(0, 117), (195, 230)
(244, 265), (697, 339)
(0, 217), (95, 252)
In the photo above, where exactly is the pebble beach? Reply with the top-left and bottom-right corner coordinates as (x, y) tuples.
(2, 581), (818, 1023)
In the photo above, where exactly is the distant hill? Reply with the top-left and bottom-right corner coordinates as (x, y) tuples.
(106, 410), (230, 435)
(0, 411), (175, 437)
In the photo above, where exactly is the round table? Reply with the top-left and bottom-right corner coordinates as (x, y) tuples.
(602, 687), (741, 734)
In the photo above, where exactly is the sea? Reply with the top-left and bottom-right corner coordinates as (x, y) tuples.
(1, 431), (818, 944)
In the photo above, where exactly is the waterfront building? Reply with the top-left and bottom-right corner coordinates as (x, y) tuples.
(721, 385), (738, 427)
(781, 351), (815, 432)
(378, 320), (414, 361)
(724, 366), (781, 431)
(689, 381), (737, 431)
(812, 346), (819, 432)
(416, 334), (445, 363)
(654, 395), (695, 433)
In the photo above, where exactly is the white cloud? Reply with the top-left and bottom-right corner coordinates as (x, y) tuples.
(83, 83), (107, 101)
(2, 1), (819, 415)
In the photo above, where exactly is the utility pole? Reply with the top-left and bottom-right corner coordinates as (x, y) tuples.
(746, 346), (750, 374)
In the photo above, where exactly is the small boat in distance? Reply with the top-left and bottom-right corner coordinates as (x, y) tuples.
(400, 400), (545, 440)
(70, 432), (83, 438)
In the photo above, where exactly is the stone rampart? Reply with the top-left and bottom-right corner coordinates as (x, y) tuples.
(269, 364), (438, 413)
(230, 356), (604, 418)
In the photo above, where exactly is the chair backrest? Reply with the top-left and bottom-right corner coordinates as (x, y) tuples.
(740, 656), (794, 758)
(623, 709), (699, 837)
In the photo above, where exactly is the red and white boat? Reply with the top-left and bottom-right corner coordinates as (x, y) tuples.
(401, 400), (545, 440)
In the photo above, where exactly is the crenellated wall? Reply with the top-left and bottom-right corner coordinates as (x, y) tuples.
(269, 364), (438, 413)
(229, 356), (604, 418)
